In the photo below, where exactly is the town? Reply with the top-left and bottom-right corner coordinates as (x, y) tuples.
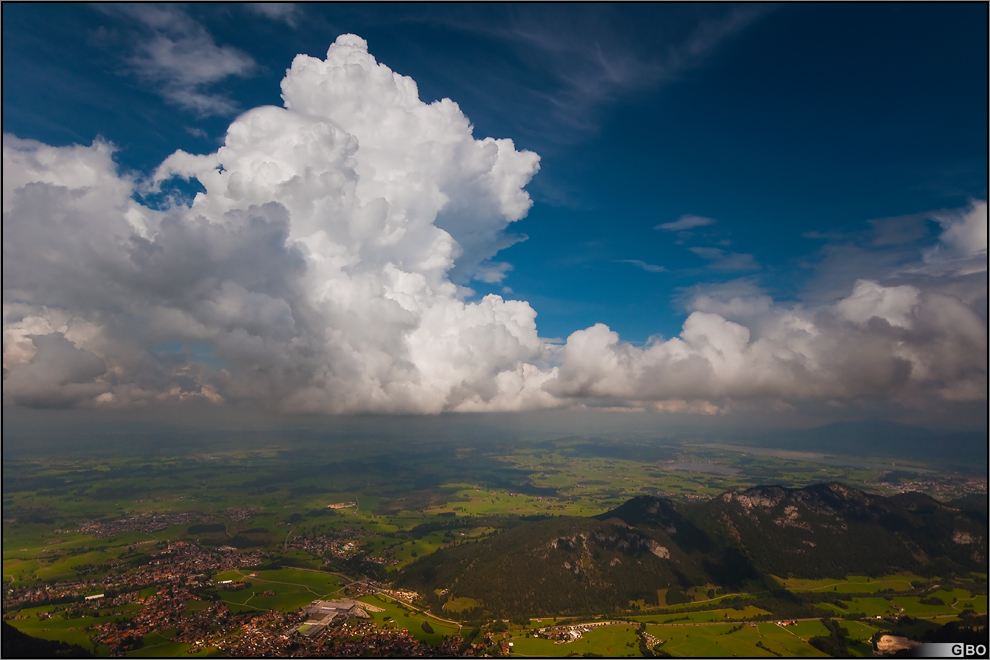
(2, 540), (468, 657)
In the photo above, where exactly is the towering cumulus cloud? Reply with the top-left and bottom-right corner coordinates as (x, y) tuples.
(4, 35), (551, 413)
(2, 36), (986, 413)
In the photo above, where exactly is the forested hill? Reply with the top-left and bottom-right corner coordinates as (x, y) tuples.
(605, 483), (986, 579)
(396, 483), (986, 619)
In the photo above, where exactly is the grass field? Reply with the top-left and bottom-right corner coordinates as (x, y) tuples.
(785, 620), (832, 639)
(213, 567), (344, 611)
(631, 606), (772, 623)
(5, 604), (135, 656)
(645, 622), (830, 657)
(358, 594), (461, 644)
(779, 574), (923, 593)
(658, 592), (760, 610)
(813, 590), (989, 620)
(508, 624), (643, 657)
(126, 639), (214, 657)
(841, 620), (888, 657)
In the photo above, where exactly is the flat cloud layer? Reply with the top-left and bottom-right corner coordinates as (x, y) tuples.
(3, 36), (987, 414)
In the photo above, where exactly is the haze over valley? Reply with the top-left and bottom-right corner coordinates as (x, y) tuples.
(3, 4), (986, 658)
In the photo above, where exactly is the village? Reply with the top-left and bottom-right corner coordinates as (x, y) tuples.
(2, 541), (268, 611)
(1, 539), (468, 657)
(535, 619), (634, 644)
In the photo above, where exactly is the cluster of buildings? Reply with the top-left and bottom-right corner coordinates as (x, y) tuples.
(223, 506), (264, 522)
(204, 610), (304, 657)
(2, 541), (267, 611)
(77, 511), (215, 538)
(90, 585), (209, 652)
(132, 495), (191, 504)
(304, 618), (460, 657)
(641, 629), (663, 650)
(535, 620), (626, 644)
(462, 631), (513, 656)
(3, 577), (108, 609)
(4, 535), (466, 657)
(870, 475), (987, 499)
(377, 586), (420, 602)
(285, 527), (406, 567)
(90, 591), (457, 658)
(91, 594), (312, 657)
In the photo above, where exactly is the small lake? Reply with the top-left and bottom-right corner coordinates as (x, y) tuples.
(665, 462), (739, 476)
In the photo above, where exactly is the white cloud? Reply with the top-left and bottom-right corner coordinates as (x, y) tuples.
(2, 35), (985, 415)
(247, 3), (301, 27)
(116, 5), (256, 115)
(3, 35), (545, 413)
(655, 213), (716, 231)
(491, 5), (769, 139)
(617, 259), (666, 273)
(549, 280), (986, 406)
(924, 199), (988, 274)
(689, 246), (760, 271)
(474, 261), (514, 284)
(834, 280), (920, 329)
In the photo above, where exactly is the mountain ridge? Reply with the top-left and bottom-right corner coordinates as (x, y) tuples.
(396, 482), (986, 619)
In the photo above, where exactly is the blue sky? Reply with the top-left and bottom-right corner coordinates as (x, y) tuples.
(2, 4), (986, 426)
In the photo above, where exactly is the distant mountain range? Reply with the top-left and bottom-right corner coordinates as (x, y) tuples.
(732, 420), (987, 471)
(397, 483), (987, 619)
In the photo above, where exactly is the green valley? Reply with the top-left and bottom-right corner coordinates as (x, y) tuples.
(3, 431), (986, 657)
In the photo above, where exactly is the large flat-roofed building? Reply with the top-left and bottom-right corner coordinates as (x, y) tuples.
(298, 599), (372, 637)
(302, 599), (370, 623)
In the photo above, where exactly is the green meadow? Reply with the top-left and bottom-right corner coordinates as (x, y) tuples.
(3, 431), (986, 655)
(507, 624), (644, 658)
(213, 567), (344, 612)
(125, 635), (214, 658)
(779, 574), (922, 593)
(5, 604), (141, 656)
(358, 594), (461, 644)
(631, 606), (772, 623)
(647, 622), (828, 657)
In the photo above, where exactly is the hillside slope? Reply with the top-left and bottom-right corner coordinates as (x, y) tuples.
(396, 483), (986, 618)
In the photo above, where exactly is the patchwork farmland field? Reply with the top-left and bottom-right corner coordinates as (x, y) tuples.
(3, 431), (986, 657)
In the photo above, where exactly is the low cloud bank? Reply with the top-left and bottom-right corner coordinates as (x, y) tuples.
(3, 36), (986, 413)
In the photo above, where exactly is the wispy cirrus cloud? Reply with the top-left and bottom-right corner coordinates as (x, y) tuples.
(689, 247), (760, 271)
(385, 4), (771, 144)
(247, 3), (301, 28)
(104, 5), (256, 116)
(656, 214), (717, 231)
(498, 5), (769, 124)
(616, 259), (666, 273)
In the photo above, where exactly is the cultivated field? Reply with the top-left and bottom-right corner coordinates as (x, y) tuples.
(3, 431), (986, 656)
